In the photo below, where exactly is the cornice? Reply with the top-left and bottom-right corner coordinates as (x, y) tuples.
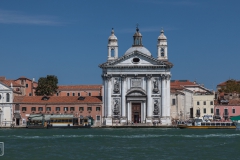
(99, 51), (173, 69)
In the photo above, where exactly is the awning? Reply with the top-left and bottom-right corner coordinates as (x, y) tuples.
(230, 115), (240, 121)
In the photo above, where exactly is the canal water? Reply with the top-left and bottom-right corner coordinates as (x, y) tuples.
(0, 128), (240, 160)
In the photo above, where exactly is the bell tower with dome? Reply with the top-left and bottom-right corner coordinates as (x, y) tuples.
(108, 28), (118, 61)
(157, 29), (168, 60)
(100, 27), (173, 126)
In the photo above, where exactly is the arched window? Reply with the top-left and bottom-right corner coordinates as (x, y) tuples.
(161, 48), (164, 57)
(111, 48), (114, 57)
(6, 93), (10, 102)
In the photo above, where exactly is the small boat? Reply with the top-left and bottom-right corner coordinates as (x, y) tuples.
(230, 115), (240, 129)
(177, 118), (236, 129)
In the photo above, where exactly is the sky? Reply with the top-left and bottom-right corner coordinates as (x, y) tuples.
(0, 0), (240, 91)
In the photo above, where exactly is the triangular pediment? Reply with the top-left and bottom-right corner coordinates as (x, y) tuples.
(0, 82), (12, 90)
(99, 51), (173, 68)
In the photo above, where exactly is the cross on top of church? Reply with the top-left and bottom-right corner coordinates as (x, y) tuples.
(136, 23), (139, 32)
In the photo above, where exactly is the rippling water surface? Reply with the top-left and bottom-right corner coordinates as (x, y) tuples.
(0, 128), (240, 159)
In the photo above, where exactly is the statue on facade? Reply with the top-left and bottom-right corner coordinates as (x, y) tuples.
(113, 99), (120, 116)
(153, 79), (159, 93)
(113, 78), (120, 93)
(153, 100), (159, 115)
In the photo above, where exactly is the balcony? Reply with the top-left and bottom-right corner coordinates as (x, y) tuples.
(223, 112), (229, 118)
(214, 112), (221, 119)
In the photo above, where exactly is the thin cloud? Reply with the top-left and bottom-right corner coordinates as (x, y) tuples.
(0, 9), (63, 26)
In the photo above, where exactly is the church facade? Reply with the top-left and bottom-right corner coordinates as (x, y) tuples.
(99, 27), (173, 126)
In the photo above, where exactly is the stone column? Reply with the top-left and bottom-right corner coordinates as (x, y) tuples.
(161, 74), (166, 117)
(106, 75), (112, 118)
(166, 75), (171, 117)
(146, 74), (152, 118)
(127, 101), (130, 123)
(121, 75), (126, 118)
(143, 101), (146, 123)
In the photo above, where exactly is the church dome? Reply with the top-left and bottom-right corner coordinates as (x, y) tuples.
(108, 28), (117, 40)
(158, 29), (167, 40)
(124, 27), (151, 56)
(124, 46), (151, 56)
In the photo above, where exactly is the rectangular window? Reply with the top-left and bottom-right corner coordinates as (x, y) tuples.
(211, 108), (213, 114)
(79, 107), (84, 111)
(197, 101), (200, 105)
(96, 107), (101, 111)
(46, 107), (51, 111)
(210, 101), (213, 105)
(22, 107), (27, 111)
(67, 93), (69, 96)
(216, 109), (220, 115)
(224, 109), (228, 115)
(64, 107), (68, 111)
(88, 92), (91, 96)
(97, 115), (100, 121)
(38, 107), (43, 111)
(87, 107), (92, 111)
(78, 93), (80, 96)
(172, 99), (176, 105)
(26, 84), (28, 88)
(6, 93), (10, 102)
(203, 101), (206, 105)
(203, 108), (206, 114)
(31, 107), (36, 111)
(56, 107), (60, 111)
(70, 107), (75, 111)
(15, 104), (20, 110)
(73, 93), (75, 96)
(232, 108), (235, 114)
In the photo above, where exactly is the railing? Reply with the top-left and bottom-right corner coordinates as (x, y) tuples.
(223, 112), (229, 118)
(201, 122), (234, 126)
(14, 110), (20, 113)
(195, 113), (200, 117)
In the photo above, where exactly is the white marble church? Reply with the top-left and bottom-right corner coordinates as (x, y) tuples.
(99, 27), (173, 126)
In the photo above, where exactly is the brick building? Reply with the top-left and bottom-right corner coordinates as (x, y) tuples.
(13, 96), (102, 126)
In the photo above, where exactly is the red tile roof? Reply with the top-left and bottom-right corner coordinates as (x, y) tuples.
(58, 85), (102, 91)
(0, 80), (23, 87)
(14, 96), (102, 104)
(171, 80), (195, 90)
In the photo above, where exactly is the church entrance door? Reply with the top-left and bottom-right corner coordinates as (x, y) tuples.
(132, 103), (141, 123)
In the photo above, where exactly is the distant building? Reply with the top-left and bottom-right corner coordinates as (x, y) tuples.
(214, 99), (240, 120)
(13, 96), (102, 126)
(99, 28), (173, 126)
(215, 80), (240, 120)
(55, 85), (102, 97)
(170, 80), (214, 121)
(171, 80), (194, 121)
(15, 76), (37, 96)
(0, 76), (25, 96)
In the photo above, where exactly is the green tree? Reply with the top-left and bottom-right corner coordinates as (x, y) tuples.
(35, 75), (58, 96)
(220, 79), (240, 93)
